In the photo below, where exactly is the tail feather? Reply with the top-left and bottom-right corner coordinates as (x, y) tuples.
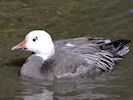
(100, 39), (131, 58)
(116, 44), (129, 56)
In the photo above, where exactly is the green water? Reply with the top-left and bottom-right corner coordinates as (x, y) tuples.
(0, 0), (133, 99)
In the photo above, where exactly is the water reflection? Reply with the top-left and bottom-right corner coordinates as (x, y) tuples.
(22, 88), (53, 100)
(16, 71), (122, 100)
(18, 80), (53, 100)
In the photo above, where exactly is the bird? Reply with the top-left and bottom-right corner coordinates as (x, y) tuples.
(11, 30), (130, 80)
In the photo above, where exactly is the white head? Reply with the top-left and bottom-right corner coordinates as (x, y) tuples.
(11, 30), (55, 60)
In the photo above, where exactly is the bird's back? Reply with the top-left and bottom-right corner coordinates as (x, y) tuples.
(51, 37), (130, 78)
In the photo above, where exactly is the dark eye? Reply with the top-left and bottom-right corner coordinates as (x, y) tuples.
(33, 36), (38, 42)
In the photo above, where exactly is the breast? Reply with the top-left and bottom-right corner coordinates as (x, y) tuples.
(20, 55), (46, 80)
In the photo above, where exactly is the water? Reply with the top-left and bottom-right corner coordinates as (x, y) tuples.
(0, 0), (133, 99)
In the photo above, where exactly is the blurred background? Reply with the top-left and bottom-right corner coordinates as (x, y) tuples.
(0, 0), (132, 100)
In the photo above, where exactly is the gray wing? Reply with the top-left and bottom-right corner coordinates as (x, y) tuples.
(54, 37), (115, 76)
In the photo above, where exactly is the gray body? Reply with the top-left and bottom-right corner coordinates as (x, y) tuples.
(21, 37), (130, 80)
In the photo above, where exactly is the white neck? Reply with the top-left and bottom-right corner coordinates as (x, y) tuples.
(35, 45), (55, 61)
